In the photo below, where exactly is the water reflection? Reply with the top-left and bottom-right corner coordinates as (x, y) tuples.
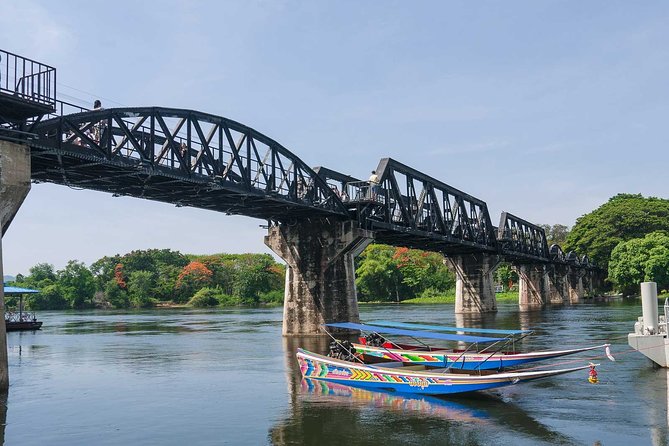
(272, 335), (576, 445)
(300, 378), (490, 423)
(0, 392), (6, 444)
(643, 368), (669, 446)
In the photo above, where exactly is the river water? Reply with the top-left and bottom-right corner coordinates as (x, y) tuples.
(3, 300), (667, 445)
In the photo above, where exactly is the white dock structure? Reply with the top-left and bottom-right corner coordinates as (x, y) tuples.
(629, 282), (669, 367)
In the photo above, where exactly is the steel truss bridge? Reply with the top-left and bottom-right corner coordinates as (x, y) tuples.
(0, 49), (593, 270)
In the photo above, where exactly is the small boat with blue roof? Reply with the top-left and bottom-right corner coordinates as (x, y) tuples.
(326, 321), (612, 371)
(3, 285), (42, 331)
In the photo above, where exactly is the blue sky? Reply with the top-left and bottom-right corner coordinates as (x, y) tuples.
(1, 1), (668, 275)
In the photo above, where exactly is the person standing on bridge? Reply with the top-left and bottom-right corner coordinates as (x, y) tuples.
(93, 100), (105, 143)
(369, 170), (380, 200)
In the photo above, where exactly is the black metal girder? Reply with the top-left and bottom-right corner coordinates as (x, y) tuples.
(28, 107), (349, 221)
(356, 158), (498, 254)
(497, 212), (550, 263)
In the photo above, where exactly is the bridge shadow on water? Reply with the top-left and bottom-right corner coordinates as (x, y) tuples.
(269, 337), (578, 446)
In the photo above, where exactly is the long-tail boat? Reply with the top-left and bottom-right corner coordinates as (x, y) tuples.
(325, 322), (612, 371)
(297, 348), (597, 396)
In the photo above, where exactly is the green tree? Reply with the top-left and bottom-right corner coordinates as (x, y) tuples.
(540, 224), (570, 246)
(393, 247), (454, 297)
(194, 255), (237, 295)
(232, 254), (279, 304)
(565, 194), (669, 269)
(188, 287), (221, 307)
(90, 255), (121, 290)
(355, 244), (405, 302)
(26, 283), (68, 310)
(58, 260), (96, 308)
(104, 279), (130, 308)
(609, 232), (669, 295)
(494, 263), (518, 289)
(15, 263), (58, 290)
(127, 270), (156, 308)
(175, 261), (213, 303)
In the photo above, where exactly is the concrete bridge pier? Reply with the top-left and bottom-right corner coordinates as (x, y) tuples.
(515, 264), (546, 311)
(265, 220), (372, 336)
(447, 254), (500, 314)
(0, 141), (32, 392)
(546, 266), (569, 304)
(567, 267), (585, 303)
(582, 270), (594, 296)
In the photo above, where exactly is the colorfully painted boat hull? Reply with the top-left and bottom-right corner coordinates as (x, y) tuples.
(353, 342), (610, 370)
(297, 348), (593, 396)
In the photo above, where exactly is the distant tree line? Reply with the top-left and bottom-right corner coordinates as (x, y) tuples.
(564, 194), (669, 294)
(10, 249), (285, 310)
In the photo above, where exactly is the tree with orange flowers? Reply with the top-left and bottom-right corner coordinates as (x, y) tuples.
(174, 261), (213, 302)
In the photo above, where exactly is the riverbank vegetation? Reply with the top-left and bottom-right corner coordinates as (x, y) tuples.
(10, 243), (515, 310)
(565, 194), (669, 294)
(399, 291), (519, 305)
(11, 250), (285, 310)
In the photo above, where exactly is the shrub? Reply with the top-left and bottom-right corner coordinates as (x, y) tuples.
(188, 287), (221, 308)
(259, 289), (284, 304)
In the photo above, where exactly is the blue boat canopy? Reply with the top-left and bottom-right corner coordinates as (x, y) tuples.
(324, 322), (505, 343)
(368, 320), (531, 335)
(3, 286), (39, 294)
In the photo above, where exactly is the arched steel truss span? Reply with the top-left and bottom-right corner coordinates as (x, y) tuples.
(28, 107), (348, 221)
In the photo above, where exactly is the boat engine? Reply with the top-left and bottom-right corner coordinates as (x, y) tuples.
(328, 340), (357, 361)
(365, 332), (387, 347)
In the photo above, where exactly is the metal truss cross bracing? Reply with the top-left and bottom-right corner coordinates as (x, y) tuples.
(346, 158), (498, 255)
(497, 212), (550, 263)
(26, 107), (349, 221)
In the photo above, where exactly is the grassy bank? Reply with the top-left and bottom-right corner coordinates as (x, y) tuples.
(400, 291), (519, 304)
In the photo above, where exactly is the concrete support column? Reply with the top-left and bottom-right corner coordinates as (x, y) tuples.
(516, 264), (545, 311)
(0, 141), (32, 392)
(567, 267), (584, 303)
(546, 266), (568, 304)
(265, 219), (372, 336)
(448, 254), (500, 314)
(583, 271), (594, 296)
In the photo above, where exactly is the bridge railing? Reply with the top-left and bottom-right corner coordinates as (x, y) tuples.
(346, 180), (385, 204)
(0, 49), (56, 108)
